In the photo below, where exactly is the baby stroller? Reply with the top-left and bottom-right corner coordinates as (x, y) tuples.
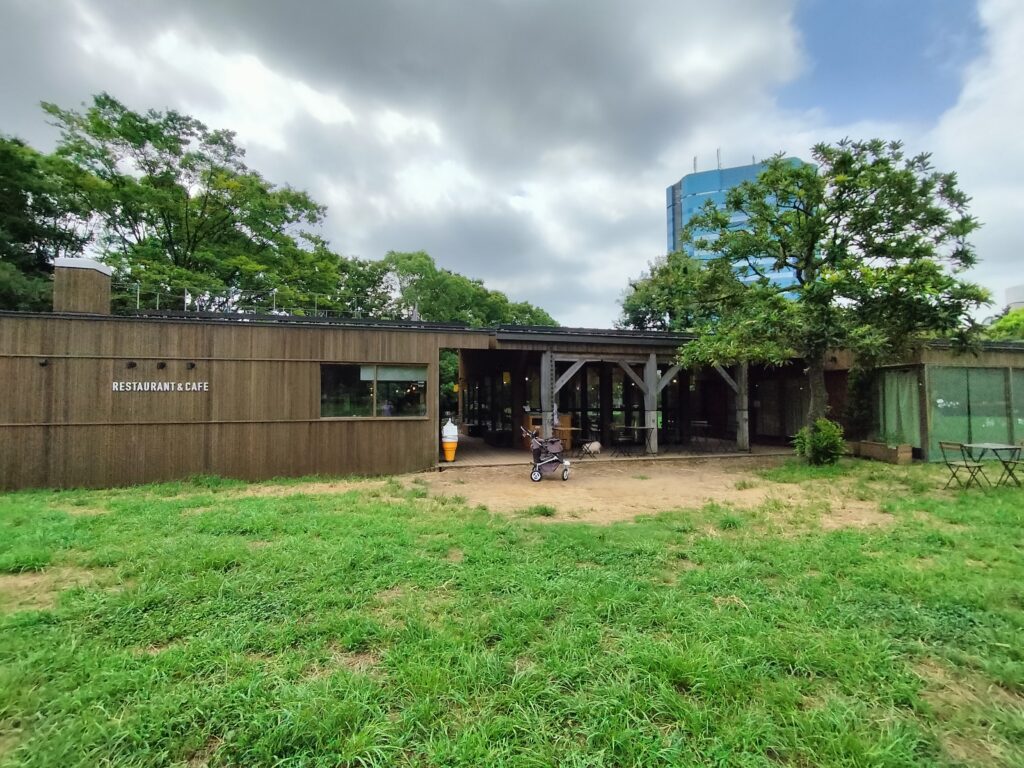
(521, 426), (571, 482)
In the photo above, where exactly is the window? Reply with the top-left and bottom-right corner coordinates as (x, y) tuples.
(320, 364), (427, 418)
(375, 365), (428, 417)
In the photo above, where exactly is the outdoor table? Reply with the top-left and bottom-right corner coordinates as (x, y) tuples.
(963, 443), (1022, 487)
(611, 425), (654, 457)
(689, 420), (711, 452)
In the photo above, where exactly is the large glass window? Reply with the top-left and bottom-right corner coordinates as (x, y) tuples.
(375, 365), (428, 417)
(320, 365), (374, 417)
(321, 364), (427, 418)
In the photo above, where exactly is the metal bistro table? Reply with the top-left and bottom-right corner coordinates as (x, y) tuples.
(964, 443), (1022, 487)
(611, 425), (655, 457)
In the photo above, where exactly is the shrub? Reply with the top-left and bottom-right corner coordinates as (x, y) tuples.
(792, 418), (845, 466)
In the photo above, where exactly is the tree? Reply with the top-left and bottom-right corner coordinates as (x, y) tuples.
(619, 250), (701, 331)
(622, 139), (990, 426)
(375, 250), (557, 412)
(986, 308), (1024, 341)
(43, 93), (339, 311)
(380, 251), (557, 327)
(0, 137), (89, 310)
(333, 256), (399, 318)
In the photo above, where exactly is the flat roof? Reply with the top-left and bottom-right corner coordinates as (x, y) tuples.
(6, 310), (1024, 355)
(0, 310), (490, 335)
(492, 324), (696, 347)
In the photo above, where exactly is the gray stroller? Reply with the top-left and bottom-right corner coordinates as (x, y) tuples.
(521, 426), (571, 482)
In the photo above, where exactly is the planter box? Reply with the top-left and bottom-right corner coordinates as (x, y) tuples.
(859, 440), (912, 465)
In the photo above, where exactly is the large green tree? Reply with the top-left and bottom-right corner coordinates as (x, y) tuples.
(44, 93), (339, 311)
(381, 250), (557, 327)
(620, 250), (701, 331)
(622, 139), (989, 425)
(0, 137), (89, 310)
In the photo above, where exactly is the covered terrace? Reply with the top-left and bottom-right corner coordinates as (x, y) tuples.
(453, 325), (814, 461)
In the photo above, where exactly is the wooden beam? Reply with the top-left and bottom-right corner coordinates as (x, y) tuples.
(644, 353), (659, 454)
(714, 363), (738, 394)
(540, 350), (553, 435)
(553, 354), (648, 365)
(656, 364), (681, 393)
(617, 361), (648, 394)
(554, 360), (588, 394)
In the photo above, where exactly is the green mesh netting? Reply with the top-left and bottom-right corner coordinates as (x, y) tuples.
(1014, 370), (1024, 443)
(928, 367), (1011, 459)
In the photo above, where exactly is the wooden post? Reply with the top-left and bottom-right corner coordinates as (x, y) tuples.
(736, 362), (750, 452)
(1007, 366), (1016, 446)
(540, 350), (553, 436)
(456, 350), (465, 426)
(644, 353), (658, 454)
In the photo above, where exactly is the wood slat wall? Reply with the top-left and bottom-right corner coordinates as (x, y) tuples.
(0, 314), (489, 490)
(53, 268), (111, 315)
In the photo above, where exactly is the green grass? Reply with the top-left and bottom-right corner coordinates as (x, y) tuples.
(1, 467), (1022, 767)
(521, 504), (556, 518)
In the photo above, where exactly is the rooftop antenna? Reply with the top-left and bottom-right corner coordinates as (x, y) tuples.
(716, 148), (721, 170)
(752, 154), (756, 165)
(693, 155), (697, 174)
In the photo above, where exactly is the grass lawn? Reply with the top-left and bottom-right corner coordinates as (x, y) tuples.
(0, 461), (1022, 767)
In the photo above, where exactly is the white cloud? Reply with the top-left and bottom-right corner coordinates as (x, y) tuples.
(7, 0), (1015, 326)
(74, 6), (357, 153)
(927, 0), (1024, 307)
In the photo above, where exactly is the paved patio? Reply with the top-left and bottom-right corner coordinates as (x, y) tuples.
(438, 434), (791, 469)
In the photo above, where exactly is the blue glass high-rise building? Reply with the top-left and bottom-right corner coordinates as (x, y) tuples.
(666, 160), (803, 289)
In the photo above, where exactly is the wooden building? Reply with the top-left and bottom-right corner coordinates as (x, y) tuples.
(872, 344), (1024, 460)
(4, 258), (1023, 490)
(0, 260), (490, 489)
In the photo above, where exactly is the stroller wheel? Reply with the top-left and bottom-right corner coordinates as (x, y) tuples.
(530, 469), (542, 482)
(562, 467), (570, 481)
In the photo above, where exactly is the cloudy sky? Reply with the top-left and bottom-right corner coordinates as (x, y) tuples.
(2, 0), (1021, 327)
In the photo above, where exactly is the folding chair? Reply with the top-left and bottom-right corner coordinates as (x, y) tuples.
(610, 427), (633, 457)
(938, 441), (990, 490)
(994, 445), (1022, 487)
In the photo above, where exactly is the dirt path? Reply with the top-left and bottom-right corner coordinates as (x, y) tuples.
(418, 457), (886, 527)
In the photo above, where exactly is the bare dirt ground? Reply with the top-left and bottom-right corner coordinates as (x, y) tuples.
(0, 566), (117, 613)
(418, 457), (891, 529)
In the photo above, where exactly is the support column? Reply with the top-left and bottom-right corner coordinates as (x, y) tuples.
(644, 353), (659, 454)
(540, 350), (553, 436)
(456, 350), (466, 428)
(736, 362), (750, 452)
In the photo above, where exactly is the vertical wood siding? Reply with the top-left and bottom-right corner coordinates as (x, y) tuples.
(0, 314), (488, 489)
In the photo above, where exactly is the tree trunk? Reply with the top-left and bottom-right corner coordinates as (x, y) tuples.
(806, 354), (828, 425)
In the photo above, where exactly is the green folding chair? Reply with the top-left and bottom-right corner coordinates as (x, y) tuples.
(938, 441), (989, 489)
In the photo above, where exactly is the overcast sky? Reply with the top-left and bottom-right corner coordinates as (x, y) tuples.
(2, 0), (1021, 327)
